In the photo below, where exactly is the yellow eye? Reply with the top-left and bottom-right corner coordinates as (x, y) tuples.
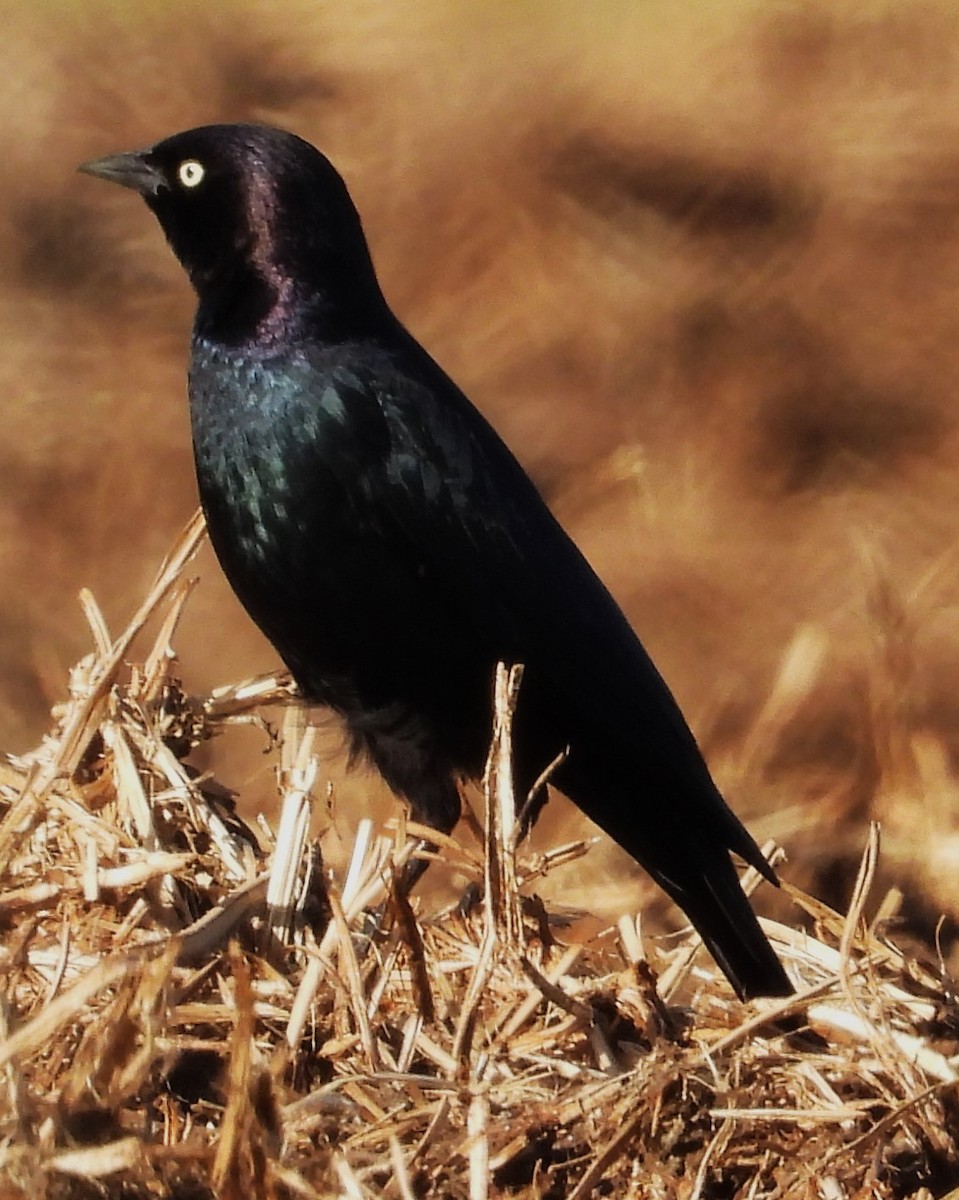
(177, 160), (205, 188)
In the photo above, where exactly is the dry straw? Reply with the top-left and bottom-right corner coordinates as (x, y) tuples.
(0, 513), (957, 1198)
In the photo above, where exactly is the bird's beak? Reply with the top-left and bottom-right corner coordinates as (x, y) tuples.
(77, 150), (165, 196)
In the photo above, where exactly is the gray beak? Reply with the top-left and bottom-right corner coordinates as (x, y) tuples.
(77, 150), (165, 196)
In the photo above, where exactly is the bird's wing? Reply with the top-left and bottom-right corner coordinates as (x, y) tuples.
(379, 358), (700, 744)
(292, 349), (763, 866)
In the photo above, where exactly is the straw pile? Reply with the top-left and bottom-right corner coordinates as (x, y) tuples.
(0, 515), (957, 1199)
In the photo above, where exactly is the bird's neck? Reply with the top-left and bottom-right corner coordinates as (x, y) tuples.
(192, 255), (395, 351)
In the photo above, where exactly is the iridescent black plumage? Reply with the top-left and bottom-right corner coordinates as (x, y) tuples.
(80, 124), (792, 999)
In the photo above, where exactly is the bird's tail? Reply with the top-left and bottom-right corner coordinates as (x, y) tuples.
(658, 857), (793, 1001)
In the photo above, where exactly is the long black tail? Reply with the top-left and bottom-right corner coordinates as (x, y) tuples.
(656, 856), (793, 1000)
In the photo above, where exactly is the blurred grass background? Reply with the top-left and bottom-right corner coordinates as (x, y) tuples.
(4, 0), (959, 952)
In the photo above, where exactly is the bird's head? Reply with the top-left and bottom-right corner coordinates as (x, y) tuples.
(79, 123), (386, 343)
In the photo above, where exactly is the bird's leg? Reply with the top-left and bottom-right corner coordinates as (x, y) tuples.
(451, 748), (549, 917)
(362, 728), (463, 893)
(398, 770), (463, 893)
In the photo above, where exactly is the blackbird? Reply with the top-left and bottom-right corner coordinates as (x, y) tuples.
(80, 124), (792, 999)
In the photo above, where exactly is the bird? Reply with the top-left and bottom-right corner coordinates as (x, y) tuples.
(79, 123), (792, 1000)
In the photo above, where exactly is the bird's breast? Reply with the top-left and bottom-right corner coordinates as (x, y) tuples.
(185, 340), (491, 718)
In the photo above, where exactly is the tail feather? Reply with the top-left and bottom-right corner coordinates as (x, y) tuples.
(658, 857), (793, 1001)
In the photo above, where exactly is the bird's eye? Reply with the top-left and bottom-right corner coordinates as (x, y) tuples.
(177, 160), (205, 189)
